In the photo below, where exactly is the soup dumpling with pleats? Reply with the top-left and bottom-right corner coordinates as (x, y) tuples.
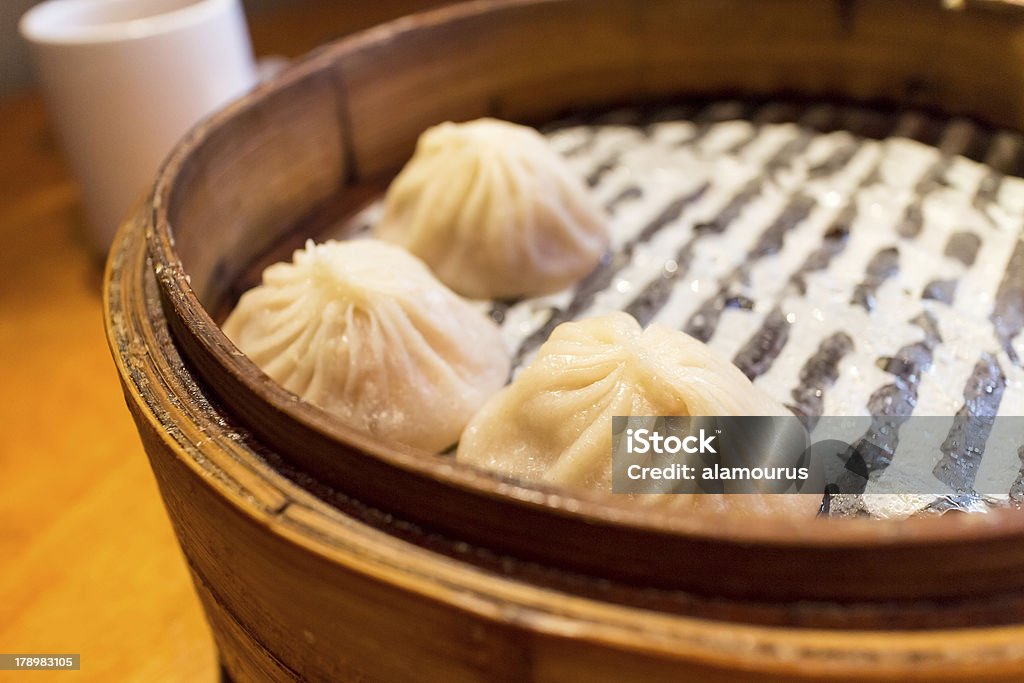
(376, 118), (610, 300)
(222, 239), (511, 453)
(457, 312), (793, 490)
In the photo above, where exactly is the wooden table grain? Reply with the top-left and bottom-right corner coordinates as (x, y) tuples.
(0, 3), (447, 680)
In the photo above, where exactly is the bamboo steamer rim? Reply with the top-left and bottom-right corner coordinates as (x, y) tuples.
(107, 198), (1024, 678)
(137, 0), (1024, 605)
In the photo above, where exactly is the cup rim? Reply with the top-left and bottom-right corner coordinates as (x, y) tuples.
(19, 0), (238, 46)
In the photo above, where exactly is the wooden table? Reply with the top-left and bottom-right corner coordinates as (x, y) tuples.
(0, 3), (447, 680)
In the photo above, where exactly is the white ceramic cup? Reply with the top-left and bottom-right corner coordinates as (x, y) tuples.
(20, 0), (258, 253)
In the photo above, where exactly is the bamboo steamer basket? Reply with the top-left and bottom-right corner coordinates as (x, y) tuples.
(105, 0), (1024, 679)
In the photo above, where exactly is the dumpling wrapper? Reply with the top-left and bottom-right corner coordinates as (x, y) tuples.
(222, 239), (510, 453)
(457, 312), (821, 516)
(376, 118), (610, 299)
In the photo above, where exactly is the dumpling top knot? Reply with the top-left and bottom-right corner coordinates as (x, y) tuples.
(419, 118), (551, 157)
(298, 239), (380, 308)
(376, 118), (610, 300)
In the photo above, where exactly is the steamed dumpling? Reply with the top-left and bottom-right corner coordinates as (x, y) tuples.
(457, 312), (790, 490)
(376, 118), (610, 299)
(222, 239), (510, 452)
